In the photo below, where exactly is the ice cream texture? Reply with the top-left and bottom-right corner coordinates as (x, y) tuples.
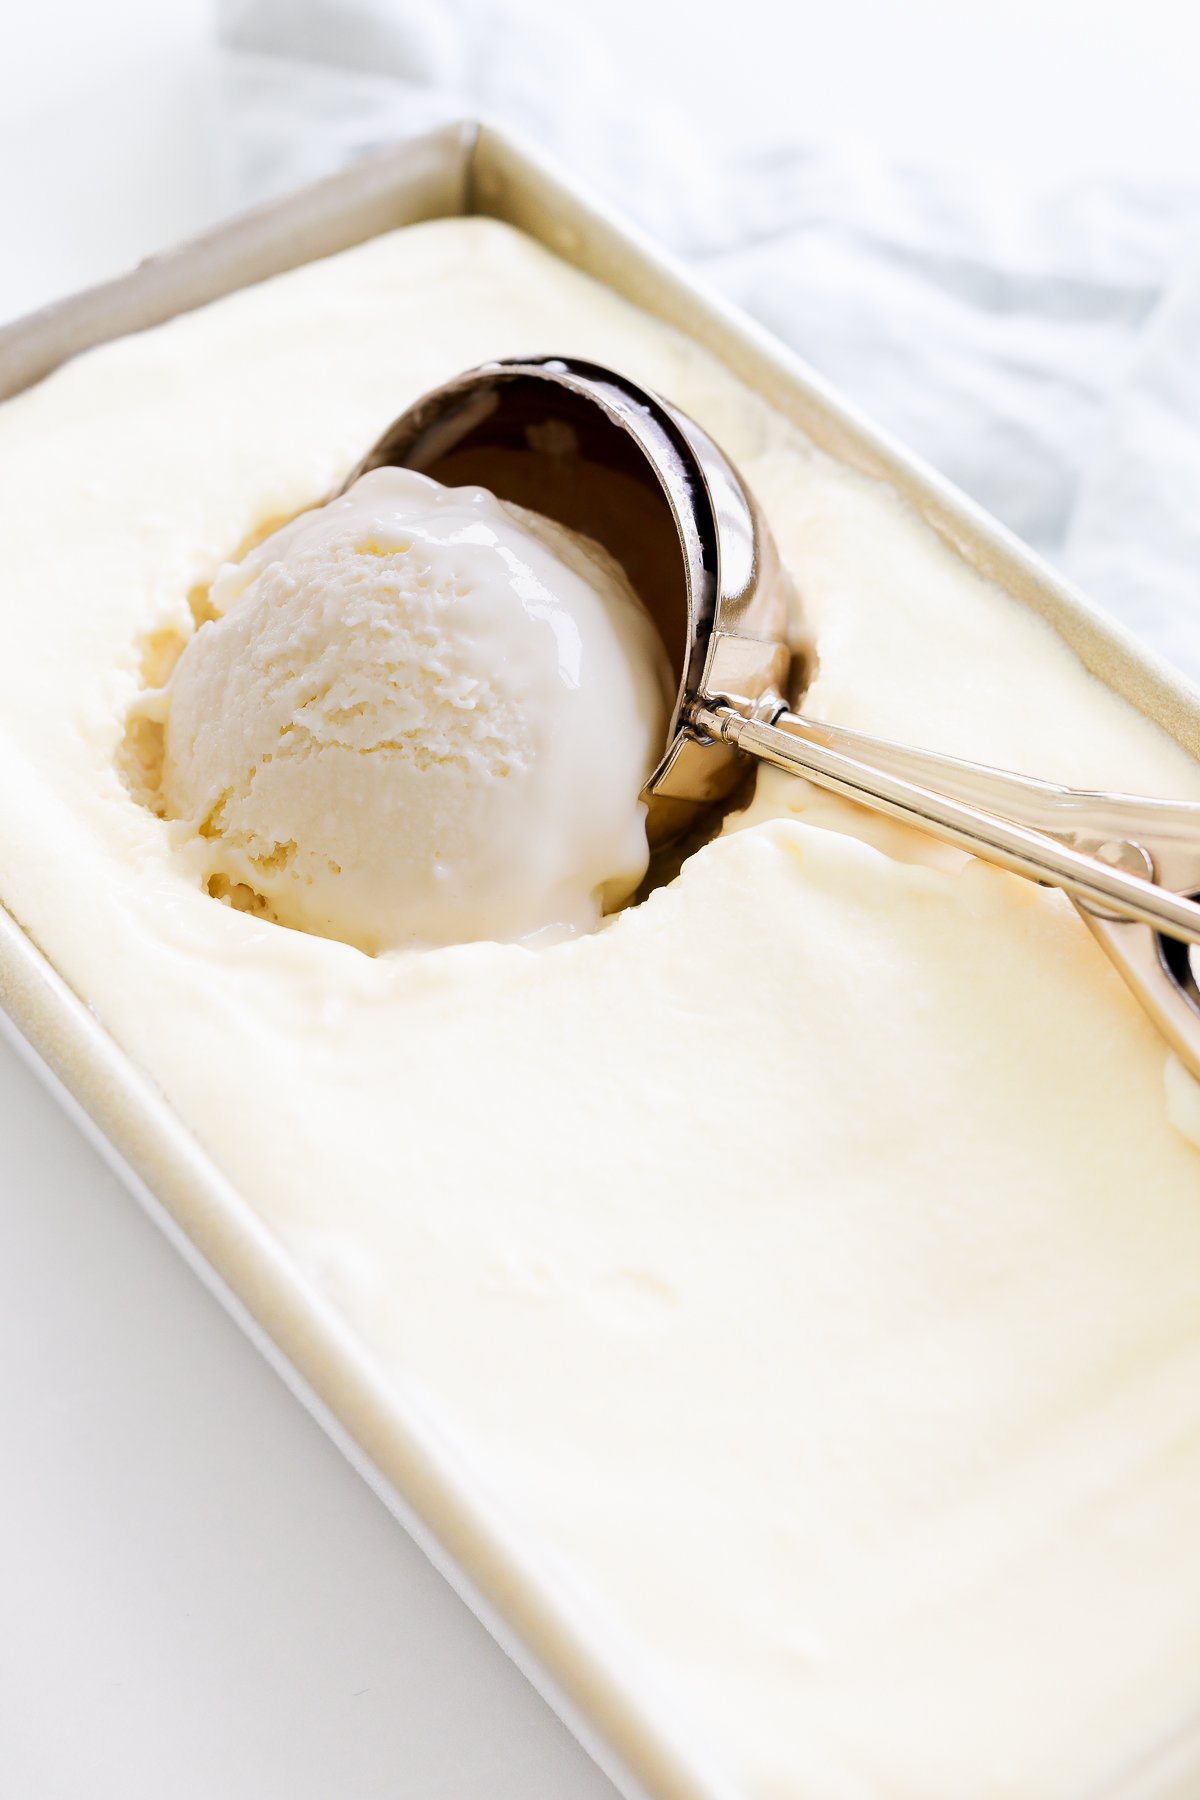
(159, 465), (670, 952)
(1, 218), (1200, 1800)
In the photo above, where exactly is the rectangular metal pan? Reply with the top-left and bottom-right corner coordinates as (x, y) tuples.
(1, 119), (1197, 1800)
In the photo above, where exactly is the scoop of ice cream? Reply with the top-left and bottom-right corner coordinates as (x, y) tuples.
(160, 466), (672, 953)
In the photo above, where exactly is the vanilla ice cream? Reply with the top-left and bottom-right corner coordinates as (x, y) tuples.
(1, 218), (1200, 1800)
(157, 465), (670, 953)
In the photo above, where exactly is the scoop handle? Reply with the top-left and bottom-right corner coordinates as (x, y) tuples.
(690, 702), (1200, 947)
(761, 713), (1200, 849)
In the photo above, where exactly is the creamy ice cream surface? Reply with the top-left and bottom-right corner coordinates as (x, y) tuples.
(158, 465), (670, 952)
(1, 218), (1200, 1800)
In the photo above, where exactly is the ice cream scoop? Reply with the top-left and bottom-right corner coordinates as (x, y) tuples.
(160, 465), (671, 952)
(351, 356), (1200, 1075)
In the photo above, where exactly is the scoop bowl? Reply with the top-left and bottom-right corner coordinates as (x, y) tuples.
(347, 355), (792, 848)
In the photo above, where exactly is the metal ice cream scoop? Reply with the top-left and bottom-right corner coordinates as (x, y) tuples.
(349, 356), (1200, 1077)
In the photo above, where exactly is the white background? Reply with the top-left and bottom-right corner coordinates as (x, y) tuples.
(8, 0), (1200, 321)
(4, 3), (1200, 1795)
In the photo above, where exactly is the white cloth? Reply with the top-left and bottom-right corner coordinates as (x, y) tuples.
(218, 0), (1200, 680)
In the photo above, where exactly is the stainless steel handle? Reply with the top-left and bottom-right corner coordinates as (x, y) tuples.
(769, 713), (1200, 851)
(773, 712), (1200, 898)
(690, 702), (1200, 947)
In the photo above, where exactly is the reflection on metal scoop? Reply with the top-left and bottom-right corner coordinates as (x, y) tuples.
(349, 356), (1200, 1078)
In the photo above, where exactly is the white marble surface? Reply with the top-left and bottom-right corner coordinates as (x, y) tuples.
(5, 3), (1200, 1795)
